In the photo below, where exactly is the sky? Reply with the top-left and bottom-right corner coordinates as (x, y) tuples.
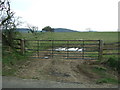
(11, 0), (119, 31)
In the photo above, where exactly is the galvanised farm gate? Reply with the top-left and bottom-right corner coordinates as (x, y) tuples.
(14, 39), (103, 60)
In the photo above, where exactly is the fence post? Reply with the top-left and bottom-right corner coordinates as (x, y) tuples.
(52, 40), (53, 58)
(20, 39), (25, 54)
(67, 41), (69, 58)
(99, 40), (103, 60)
(82, 40), (84, 59)
(37, 40), (39, 58)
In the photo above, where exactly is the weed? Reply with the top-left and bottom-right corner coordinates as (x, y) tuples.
(106, 57), (120, 70)
(2, 68), (17, 76)
(96, 78), (119, 84)
(2, 48), (31, 76)
(93, 66), (107, 72)
(32, 77), (39, 80)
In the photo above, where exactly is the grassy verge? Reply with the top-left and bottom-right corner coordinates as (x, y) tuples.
(91, 55), (119, 84)
(76, 54), (119, 84)
(93, 68), (119, 84)
(2, 48), (31, 76)
(96, 78), (119, 84)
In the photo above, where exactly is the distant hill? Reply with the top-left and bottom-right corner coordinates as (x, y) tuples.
(16, 28), (79, 33)
(53, 28), (79, 32)
(16, 28), (31, 33)
(42, 28), (79, 32)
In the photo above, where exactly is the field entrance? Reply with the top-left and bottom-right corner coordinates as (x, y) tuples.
(17, 39), (102, 61)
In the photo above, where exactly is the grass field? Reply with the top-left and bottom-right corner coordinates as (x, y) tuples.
(17, 31), (119, 60)
(19, 32), (119, 43)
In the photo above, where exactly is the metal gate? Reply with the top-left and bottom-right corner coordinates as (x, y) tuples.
(17, 40), (102, 60)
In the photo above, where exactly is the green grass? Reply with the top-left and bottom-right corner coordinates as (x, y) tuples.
(2, 49), (29, 65)
(19, 32), (119, 43)
(18, 32), (119, 51)
(2, 68), (17, 76)
(96, 78), (119, 84)
(2, 48), (32, 76)
(92, 65), (119, 84)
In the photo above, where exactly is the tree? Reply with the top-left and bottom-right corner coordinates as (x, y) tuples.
(42, 26), (54, 32)
(27, 24), (39, 38)
(0, 0), (21, 47)
(27, 24), (38, 34)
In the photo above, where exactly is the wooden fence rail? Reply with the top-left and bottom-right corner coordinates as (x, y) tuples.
(102, 42), (119, 56)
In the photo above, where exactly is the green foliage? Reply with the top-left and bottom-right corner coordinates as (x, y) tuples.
(92, 65), (119, 84)
(2, 68), (17, 76)
(2, 28), (21, 47)
(2, 49), (28, 65)
(1, 0), (22, 48)
(93, 66), (107, 72)
(96, 78), (119, 84)
(92, 66), (107, 77)
(2, 48), (31, 76)
(42, 26), (54, 32)
(106, 57), (119, 70)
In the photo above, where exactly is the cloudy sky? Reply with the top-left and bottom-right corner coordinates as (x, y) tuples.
(11, 0), (119, 31)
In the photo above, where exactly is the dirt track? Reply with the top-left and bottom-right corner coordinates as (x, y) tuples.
(10, 55), (118, 88)
(15, 56), (91, 83)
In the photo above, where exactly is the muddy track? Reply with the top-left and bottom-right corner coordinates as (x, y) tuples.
(15, 56), (90, 83)
(6, 52), (117, 88)
(2, 58), (118, 88)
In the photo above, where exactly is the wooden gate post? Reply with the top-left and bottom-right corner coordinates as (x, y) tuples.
(51, 40), (54, 58)
(99, 40), (103, 60)
(82, 40), (85, 59)
(37, 40), (39, 58)
(67, 41), (69, 58)
(20, 39), (25, 54)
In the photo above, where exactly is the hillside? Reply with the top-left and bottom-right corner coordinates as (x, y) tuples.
(53, 28), (79, 32)
(16, 28), (31, 33)
(16, 28), (79, 32)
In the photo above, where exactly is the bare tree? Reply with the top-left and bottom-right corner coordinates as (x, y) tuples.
(0, 0), (21, 47)
(27, 24), (39, 38)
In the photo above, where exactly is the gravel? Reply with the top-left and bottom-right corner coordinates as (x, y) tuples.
(2, 76), (118, 88)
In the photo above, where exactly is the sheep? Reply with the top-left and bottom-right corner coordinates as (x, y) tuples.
(66, 48), (79, 51)
(61, 48), (67, 51)
(54, 47), (84, 52)
(54, 47), (67, 51)
(77, 48), (83, 52)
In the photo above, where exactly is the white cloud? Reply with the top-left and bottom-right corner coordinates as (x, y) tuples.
(11, 0), (119, 31)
